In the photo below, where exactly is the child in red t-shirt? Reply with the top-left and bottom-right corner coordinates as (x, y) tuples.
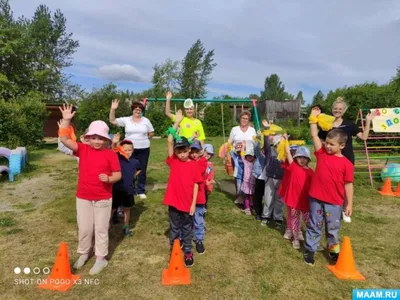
(279, 135), (314, 250)
(304, 107), (354, 266)
(203, 144), (216, 205)
(58, 104), (121, 275)
(163, 111), (203, 267)
(189, 139), (208, 255)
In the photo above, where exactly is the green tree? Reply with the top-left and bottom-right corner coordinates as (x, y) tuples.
(296, 91), (304, 104)
(75, 84), (132, 134)
(390, 66), (400, 93)
(0, 0), (32, 99)
(311, 90), (325, 107)
(179, 39), (217, 99)
(28, 5), (79, 101)
(152, 58), (180, 98)
(249, 93), (259, 100)
(0, 0), (78, 101)
(261, 74), (288, 100)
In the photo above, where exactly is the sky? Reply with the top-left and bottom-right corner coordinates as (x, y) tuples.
(11, 0), (400, 103)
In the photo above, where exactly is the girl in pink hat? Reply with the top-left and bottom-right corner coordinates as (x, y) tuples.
(58, 104), (121, 275)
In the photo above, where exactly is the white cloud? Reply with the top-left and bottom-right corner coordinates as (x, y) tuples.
(98, 64), (148, 82)
(10, 0), (400, 101)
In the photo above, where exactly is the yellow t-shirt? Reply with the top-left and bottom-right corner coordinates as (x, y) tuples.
(171, 115), (206, 141)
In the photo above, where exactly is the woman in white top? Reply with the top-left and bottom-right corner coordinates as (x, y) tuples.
(109, 99), (154, 199)
(228, 110), (257, 201)
(228, 110), (257, 148)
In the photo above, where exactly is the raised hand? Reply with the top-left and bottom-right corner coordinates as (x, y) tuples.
(262, 119), (270, 128)
(112, 132), (121, 144)
(366, 111), (377, 121)
(311, 106), (321, 116)
(166, 91), (172, 101)
(59, 103), (76, 121)
(111, 99), (119, 110)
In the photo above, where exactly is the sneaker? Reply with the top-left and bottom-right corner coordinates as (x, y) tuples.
(283, 229), (293, 240)
(234, 198), (243, 205)
(184, 252), (194, 267)
(89, 259), (108, 275)
(138, 194), (147, 200)
(260, 218), (271, 226)
(292, 239), (301, 249)
(244, 208), (251, 216)
(123, 226), (133, 237)
(117, 207), (124, 217)
(274, 220), (283, 230)
(304, 250), (315, 266)
(195, 241), (205, 254)
(73, 254), (89, 270)
(329, 252), (339, 263)
(342, 212), (351, 223)
(294, 231), (304, 241)
(317, 244), (324, 252)
(256, 215), (261, 221)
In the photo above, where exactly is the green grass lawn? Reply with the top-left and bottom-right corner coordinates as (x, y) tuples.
(0, 138), (399, 300)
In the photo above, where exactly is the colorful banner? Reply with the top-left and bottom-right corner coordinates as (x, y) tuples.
(370, 108), (400, 132)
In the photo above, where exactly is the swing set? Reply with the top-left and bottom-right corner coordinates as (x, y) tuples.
(143, 97), (262, 143)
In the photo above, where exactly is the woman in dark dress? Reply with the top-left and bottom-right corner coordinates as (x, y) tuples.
(317, 97), (375, 165)
(317, 97), (376, 224)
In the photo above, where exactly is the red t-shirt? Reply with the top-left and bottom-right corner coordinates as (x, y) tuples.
(163, 156), (204, 212)
(309, 148), (354, 205)
(279, 162), (314, 212)
(278, 161), (290, 198)
(74, 143), (121, 200)
(195, 157), (208, 204)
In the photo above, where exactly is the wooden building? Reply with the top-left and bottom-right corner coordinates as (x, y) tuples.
(44, 104), (76, 137)
(256, 99), (303, 124)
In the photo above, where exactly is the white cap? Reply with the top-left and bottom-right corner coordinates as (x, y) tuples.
(184, 98), (194, 108)
(272, 135), (282, 146)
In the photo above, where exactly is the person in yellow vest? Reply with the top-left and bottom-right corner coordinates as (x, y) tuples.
(165, 91), (206, 146)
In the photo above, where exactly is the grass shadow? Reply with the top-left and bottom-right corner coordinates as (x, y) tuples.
(107, 201), (148, 260)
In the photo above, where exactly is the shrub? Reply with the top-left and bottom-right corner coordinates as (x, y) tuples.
(74, 84), (132, 135)
(145, 102), (172, 136)
(202, 103), (234, 137)
(0, 92), (47, 148)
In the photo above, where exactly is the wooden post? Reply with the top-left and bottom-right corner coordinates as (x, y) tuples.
(174, 104), (177, 114)
(233, 104), (237, 121)
(196, 103), (198, 118)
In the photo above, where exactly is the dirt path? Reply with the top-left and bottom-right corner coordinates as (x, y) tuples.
(0, 151), (75, 212)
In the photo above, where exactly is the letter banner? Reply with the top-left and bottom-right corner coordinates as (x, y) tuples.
(370, 108), (400, 132)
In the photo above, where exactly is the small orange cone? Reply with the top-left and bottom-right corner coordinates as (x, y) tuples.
(162, 239), (191, 285)
(39, 242), (80, 292)
(327, 236), (365, 280)
(394, 182), (400, 197)
(378, 178), (395, 196)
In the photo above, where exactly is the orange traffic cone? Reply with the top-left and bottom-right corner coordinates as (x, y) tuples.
(162, 239), (191, 285)
(394, 182), (400, 197)
(39, 242), (80, 292)
(327, 236), (365, 280)
(378, 178), (395, 196)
